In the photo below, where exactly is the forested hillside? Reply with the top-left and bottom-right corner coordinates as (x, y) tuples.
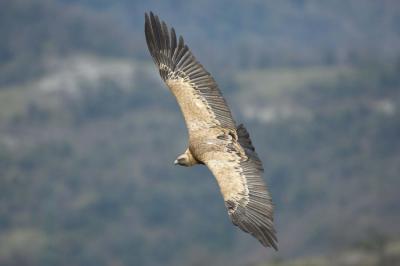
(1, 1), (399, 265)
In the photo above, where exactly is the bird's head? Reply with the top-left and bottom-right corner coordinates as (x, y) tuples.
(174, 154), (191, 167)
(174, 149), (198, 167)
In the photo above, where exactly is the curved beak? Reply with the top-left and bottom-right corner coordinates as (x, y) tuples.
(174, 159), (178, 165)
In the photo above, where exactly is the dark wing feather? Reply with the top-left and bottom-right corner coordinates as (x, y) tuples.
(145, 12), (236, 130)
(230, 158), (277, 250)
(206, 125), (277, 249)
(237, 123), (256, 152)
(237, 123), (264, 170)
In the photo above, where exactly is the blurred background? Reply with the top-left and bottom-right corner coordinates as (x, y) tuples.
(1, 0), (400, 265)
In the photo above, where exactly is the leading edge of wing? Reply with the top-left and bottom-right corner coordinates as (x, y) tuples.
(144, 12), (236, 130)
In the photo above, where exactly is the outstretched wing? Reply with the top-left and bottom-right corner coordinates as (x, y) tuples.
(205, 124), (277, 249)
(144, 12), (236, 132)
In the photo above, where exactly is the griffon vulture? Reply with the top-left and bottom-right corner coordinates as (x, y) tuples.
(144, 12), (277, 250)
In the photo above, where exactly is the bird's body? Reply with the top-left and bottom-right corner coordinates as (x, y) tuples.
(145, 12), (278, 250)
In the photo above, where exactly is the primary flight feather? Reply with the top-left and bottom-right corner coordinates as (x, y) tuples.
(144, 12), (277, 250)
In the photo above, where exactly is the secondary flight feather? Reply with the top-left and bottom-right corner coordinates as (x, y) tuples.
(144, 12), (277, 250)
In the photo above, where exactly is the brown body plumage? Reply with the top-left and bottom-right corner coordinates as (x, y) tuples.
(145, 12), (278, 249)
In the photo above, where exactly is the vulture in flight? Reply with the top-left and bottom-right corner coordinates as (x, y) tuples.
(144, 12), (277, 250)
